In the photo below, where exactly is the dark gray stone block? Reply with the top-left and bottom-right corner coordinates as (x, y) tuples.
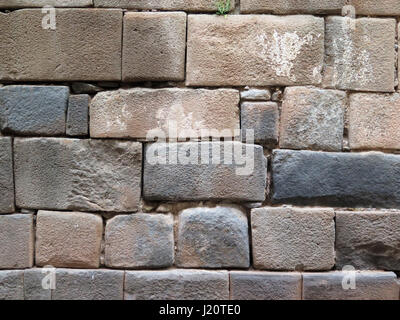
(0, 137), (14, 213)
(67, 94), (89, 136)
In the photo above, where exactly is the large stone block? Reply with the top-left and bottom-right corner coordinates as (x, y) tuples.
(24, 269), (52, 300)
(36, 211), (103, 268)
(143, 142), (267, 202)
(303, 271), (399, 300)
(122, 12), (186, 82)
(67, 94), (89, 137)
(272, 149), (400, 208)
(0, 1), (92, 7)
(349, 93), (400, 150)
(230, 272), (302, 300)
(0, 9), (122, 81)
(251, 207), (335, 271)
(0, 271), (24, 300)
(14, 138), (142, 212)
(90, 88), (239, 139)
(352, 0), (400, 16)
(0, 214), (34, 269)
(125, 270), (229, 300)
(186, 15), (324, 86)
(0, 86), (69, 136)
(336, 211), (400, 271)
(240, 0), (346, 13)
(280, 87), (345, 151)
(324, 17), (395, 92)
(105, 213), (174, 269)
(52, 269), (124, 300)
(176, 206), (249, 268)
(0, 137), (14, 213)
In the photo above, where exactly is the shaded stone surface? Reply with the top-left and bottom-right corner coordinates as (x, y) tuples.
(24, 269), (52, 300)
(67, 94), (89, 137)
(240, 0), (346, 13)
(176, 206), (249, 268)
(0, 271), (24, 300)
(125, 270), (229, 300)
(0, 0), (92, 7)
(240, 88), (271, 101)
(0, 137), (14, 213)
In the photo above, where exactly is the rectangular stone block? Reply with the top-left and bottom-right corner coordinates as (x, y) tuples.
(0, 86), (69, 136)
(0, 271), (24, 300)
(303, 271), (399, 300)
(336, 211), (400, 271)
(0, 1), (92, 8)
(143, 142), (267, 202)
(324, 17), (395, 92)
(52, 269), (124, 300)
(186, 15), (324, 86)
(230, 271), (301, 300)
(14, 138), (142, 212)
(24, 269), (51, 300)
(122, 12), (186, 82)
(349, 93), (400, 150)
(90, 88), (239, 139)
(0, 9), (122, 81)
(125, 270), (229, 300)
(0, 214), (34, 269)
(67, 94), (89, 137)
(251, 207), (335, 271)
(280, 87), (346, 151)
(272, 149), (400, 208)
(0, 137), (14, 213)
(240, 88), (271, 101)
(352, 0), (400, 16)
(36, 211), (103, 268)
(105, 213), (174, 269)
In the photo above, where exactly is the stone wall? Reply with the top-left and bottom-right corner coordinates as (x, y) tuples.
(0, 0), (400, 300)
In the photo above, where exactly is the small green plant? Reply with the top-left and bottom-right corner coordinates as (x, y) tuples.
(216, 0), (231, 17)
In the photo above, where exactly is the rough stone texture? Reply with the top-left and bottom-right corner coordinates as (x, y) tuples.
(240, 88), (271, 101)
(241, 0), (346, 14)
(125, 270), (229, 300)
(52, 269), (124, 300)
(0, 214), (34, 269)
(0, 86), (69, 136)
(303, 271), (399, 300)
(272, 149), (400, 208)
(336, 211), (400, 271)
(230, 272), (302, 300)
(251, 207), (335, 271)
(0, 271), (24, 300)
(324, 17), (395, 92)
(123, 12), (186, 82)
(280, 87), (346, 151)
(36, 211), (103, 268)
(241, 102), (279, 146)
(0, 137), (14, 213)
(186, 15), (324, 86)
(24, 269), (52, 300)
(349, 93), (400, 150)
(143, 142), (267, 202)
(105, 213), (174, 269)
(90, 88), (239, 139)
(0, 1), (92, 7)
(14, 138), (142, 212)
(67, 95), (89, 137)
(0, 9), (122, 81)
(352, 0), (400, 16)
(176, 206), (249, 268)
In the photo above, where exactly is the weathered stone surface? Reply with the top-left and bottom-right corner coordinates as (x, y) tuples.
(123, 12), (186, 82)
(105, 213), (174, 269)
(90, 88), (239, 139)
(0, 214), (33, 269)
(336, 211), (400, 271)
(0, 271), (24, 300)
(52, 269), (124, 300)
(143, 142), (267, 202)
(0, 137), (14, 213)
(251, 207), (335, 271)
(230, 271), (302, 300)
(24, 269), (51, 300)
(352, 0), (400, 16)
(71, 83), (103, 94)
(0, 0), (92, 7)
(272, 149), (400, 208)
(241, 102), (278, 146)
(0, 86), (69, 136)
(14, 138), (142, 212)
(241, 0), (346, 14)
(324, 17), (395, 92)
(0, 9), (122, 81)
(176, 206), (249, 268)
(36, 211), (103, 268)
(303, 272), (399, 300)
(186, 15), (324, 86)
(240, 88), (271, 101)
(349, 93), (400, 150)
(280, 87), (346, 151)
(125, 270), (229, 300)
(67, 95), (89, 137)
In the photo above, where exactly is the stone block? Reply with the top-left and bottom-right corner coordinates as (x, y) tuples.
(67, 94), (89, 137)
(0, 137), (14, 213)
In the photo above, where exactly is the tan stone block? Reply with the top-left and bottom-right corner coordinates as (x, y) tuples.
(352, 0), (400, 16)
(0, 0), (92, 7)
